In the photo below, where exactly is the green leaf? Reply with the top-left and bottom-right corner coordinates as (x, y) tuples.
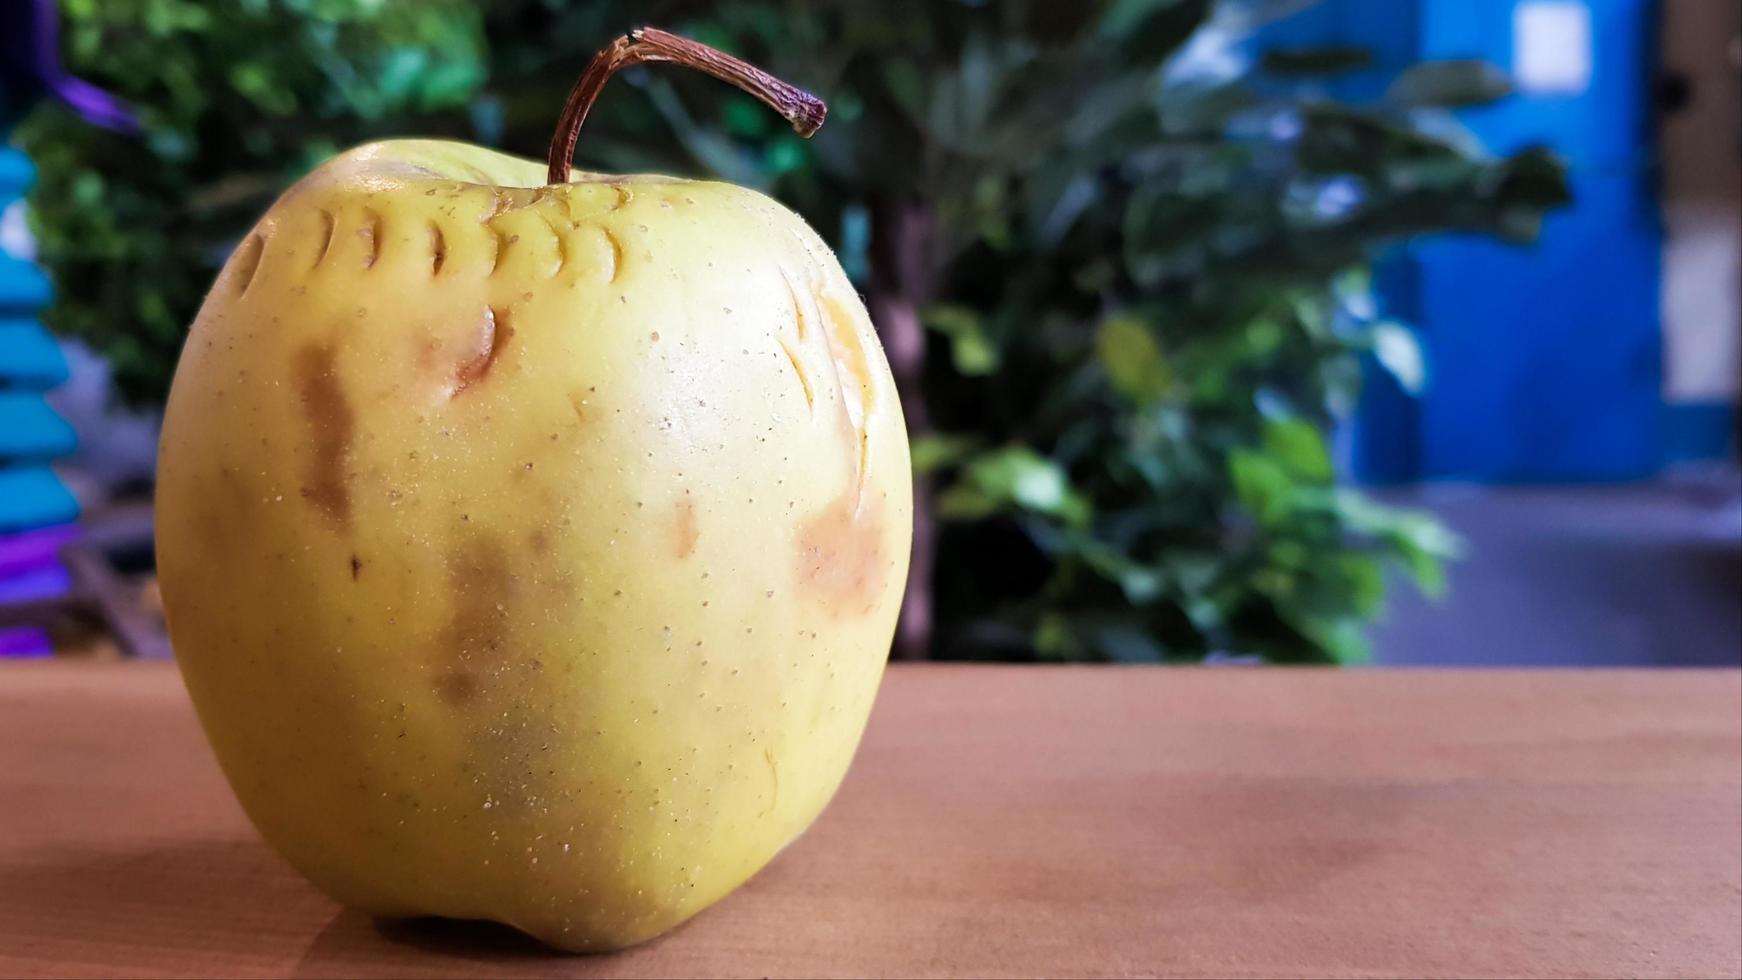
(1261, 418), (1333, 482)
(1332, 266), (1377, 320)
(1228, 448), (1293, 525)
(911, 433), (979, 475)
(1492, 145), (1576, 218)
(1095, 314), (1174, 405)
(1395, 540), (1448, 598)
(1387, 60), (1512, 108)
(1295, 614), (1372, 664)
(943, 446), (1093, 528)
(1099, 0), (1212, 56)
(923, 304), (1001, 376)
(1033, 613), (1082, 660)
(1330, 490), (1462, 598)
(1079, 543), (1167, 604)
(1336, 553), (1387, 618)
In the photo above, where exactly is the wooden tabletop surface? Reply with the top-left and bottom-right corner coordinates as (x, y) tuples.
(1, 662), (1738, 979)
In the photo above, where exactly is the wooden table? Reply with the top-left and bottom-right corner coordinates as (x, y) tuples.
(2, 662), (1738, 979)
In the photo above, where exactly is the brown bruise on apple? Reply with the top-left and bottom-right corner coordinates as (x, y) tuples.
(795, 492), (886, 618)
(202, 461), (258, 573)
(435, 536), (519, 705)
(672, 498), (700, 560)
(295, 343), (356, 527)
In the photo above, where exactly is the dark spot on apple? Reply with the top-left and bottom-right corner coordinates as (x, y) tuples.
(350, 554), (362, 579)
(416, 336), (442, 375)
(529, 528), (550, 555)
(295, 342), (354, 527)
(795, 492), (886, 616)
(672, 498), (699, 560)
(435, 537), (517, 705)
(436, 669), (479, 704)
(202, 462), (256, 564)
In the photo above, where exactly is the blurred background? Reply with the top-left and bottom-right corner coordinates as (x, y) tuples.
(1, 0), (1736, 667)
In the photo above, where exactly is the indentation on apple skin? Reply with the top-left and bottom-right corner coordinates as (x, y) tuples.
(776, 337), (814, 412)
(451, 307), (512, 397)
(478, 188), (512, 223)
(542, 215), (568, 276)
(672, 498), (700, 560)
(428, 222), (447, 277)
(233, 233), (265, 295)
(784, 273), (809, 341)
(295, 342), (355, 527)
(358, 209), (382, 269)
(487, 228), (518, 277)
(312, 210), (336, 268)
(762, 747), (780, 817)
(815, 291), (876, 507)
(598, 226), (624, 283)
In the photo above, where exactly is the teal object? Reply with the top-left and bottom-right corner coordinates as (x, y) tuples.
(0, 320), (67, 387)
(1, 141), (80, 532)
(0, 390), (77, 459)
(0, 255), (52, 311)
(0, 466), (78, 533)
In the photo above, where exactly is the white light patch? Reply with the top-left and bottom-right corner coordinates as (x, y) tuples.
(0, 200), (34, 262)
(1514, 1), (1593, 95)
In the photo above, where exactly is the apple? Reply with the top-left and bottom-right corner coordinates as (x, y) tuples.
(156, 29), (911, 951)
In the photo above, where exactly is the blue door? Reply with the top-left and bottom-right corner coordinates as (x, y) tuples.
(1276, 0), (1666, 482)
(1404, 0), (1662, 481)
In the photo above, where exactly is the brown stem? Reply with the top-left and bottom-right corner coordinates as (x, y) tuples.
(546, 27), (826, 185)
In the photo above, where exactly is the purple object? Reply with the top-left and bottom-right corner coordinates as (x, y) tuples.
(0, 523), (79, 576)
(0, 626), (53, 658)
(1, 0), (139, 133)
(0, 562), (73, 604)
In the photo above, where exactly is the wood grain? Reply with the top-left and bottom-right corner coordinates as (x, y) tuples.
(1, 662), (1737, 978)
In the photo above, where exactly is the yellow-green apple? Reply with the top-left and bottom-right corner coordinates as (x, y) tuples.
(155, 28), (911, 951)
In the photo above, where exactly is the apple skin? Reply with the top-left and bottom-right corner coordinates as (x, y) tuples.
(155, 140), (911, 950)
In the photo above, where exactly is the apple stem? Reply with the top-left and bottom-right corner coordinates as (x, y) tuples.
(546, 27), (827, 186)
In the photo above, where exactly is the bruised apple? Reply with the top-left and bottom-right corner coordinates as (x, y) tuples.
(155, 28), (910, 951)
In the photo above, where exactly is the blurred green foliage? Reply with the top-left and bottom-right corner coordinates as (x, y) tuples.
(16, 0), (1570, 663)
(17, 0), (487, 400)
